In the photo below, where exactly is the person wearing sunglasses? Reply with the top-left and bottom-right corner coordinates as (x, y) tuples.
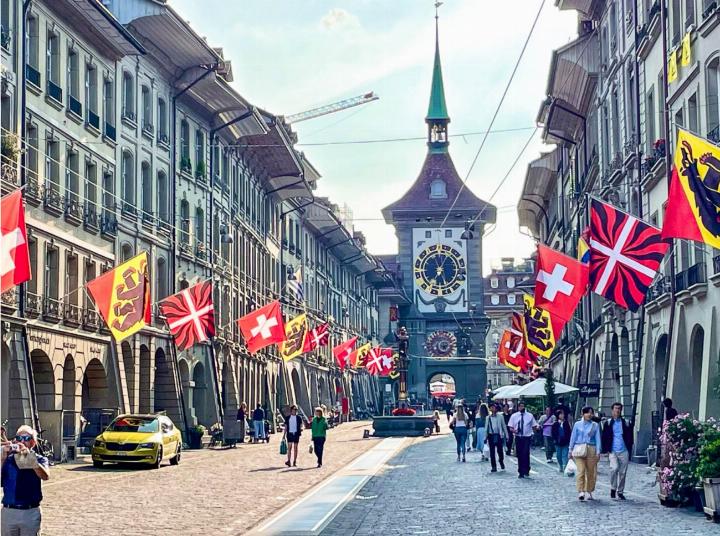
(1, 425), (50, 535)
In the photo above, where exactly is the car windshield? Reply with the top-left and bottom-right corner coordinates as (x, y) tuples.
(107, 417), (159, 433)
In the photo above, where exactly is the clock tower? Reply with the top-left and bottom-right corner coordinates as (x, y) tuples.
(381, 13), (496, 403)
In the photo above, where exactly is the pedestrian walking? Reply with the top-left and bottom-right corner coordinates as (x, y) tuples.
(601, 402), (634, 500)
(311, 407), (328, 468)
(466, 411), (475, 452)
(445, 401), (454, 422)
(538, 407), (557, 463)
(284, 405), (304, 467)
(432, 410), (441, 434)
(502, 404), (514, 456)
(1, 425), (50, 536)
(475, 403), (489, 460)
(450, 405), (468, 462)
(554, 397), (572, 420)
(569, 406), (602, 501)
(236, 402), (248, 443)
(552, 409), (572, 474)
(663, 398), (678, 421)
(252, 403), (265, 443)
(486, 404), (508, 472)
(508, 401), (538, 479)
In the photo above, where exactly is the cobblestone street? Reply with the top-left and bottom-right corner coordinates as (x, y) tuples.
(40, 421), (377, 536)
(321, 432), (720, 536)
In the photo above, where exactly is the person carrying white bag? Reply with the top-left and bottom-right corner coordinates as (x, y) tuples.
(568, 406), (602, 501)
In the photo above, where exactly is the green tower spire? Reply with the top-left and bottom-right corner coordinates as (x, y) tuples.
(426, 15), (449, 122)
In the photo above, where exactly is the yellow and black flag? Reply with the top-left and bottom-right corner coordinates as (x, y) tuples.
(662, 129), (720, 249)
(86, 252), (151, 341)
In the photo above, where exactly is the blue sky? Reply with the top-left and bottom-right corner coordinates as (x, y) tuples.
(172, 0), (578, 274)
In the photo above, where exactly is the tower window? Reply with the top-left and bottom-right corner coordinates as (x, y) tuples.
(429, 179), (447, 199)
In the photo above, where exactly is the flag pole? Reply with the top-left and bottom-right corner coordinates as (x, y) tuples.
(659, 0), (677, 404)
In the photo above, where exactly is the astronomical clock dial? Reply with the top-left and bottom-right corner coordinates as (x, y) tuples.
(425, 330), (457, 358)
(413, 243), (466, 297)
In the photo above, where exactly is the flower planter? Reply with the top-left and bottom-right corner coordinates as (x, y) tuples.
(693, 485), (706, 512)
(703, 478), (720, 522)
(188, 431), (204, 449)
(658, 492), (681, 507)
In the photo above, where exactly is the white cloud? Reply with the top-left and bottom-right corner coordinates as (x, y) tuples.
(320, 8), (360, 31)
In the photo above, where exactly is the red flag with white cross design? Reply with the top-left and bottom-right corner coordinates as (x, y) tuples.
(1, 190), (31, 293)
(237, 300), (286, 353)
(159, 281), (215, 350)
(332, 337), (357, 369)
(534, 244), (589, 323)
(303, 323), (330, 353)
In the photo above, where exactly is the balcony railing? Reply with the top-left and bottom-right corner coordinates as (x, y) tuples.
(709, 125), (720, 145)
(25, 292), (41, 316)
(25, 64), (41, 88)
(703, 1), (718, 21)
(68, 95), (82, 117)
(647, 276), (672, 302)
(1, 25), (11, 51)
(1, 289), (18, 310)
(157, 132), (169, 146)
(100, 213), (118, 238)
(63, 302), (81, 326)
(142, 121), (154, 137)
(47, 80), (63, 103)
(43, 185), (63, 214)
(589, 314), (602, 334)
(714, 254), (720, 275)
(84, 202), (99, 232)
(121, 202), (137, 218)
(82, 309), (99, 330)
(86, 110), (100, 131)
(64, 193), (82, 224)
(43, 297), (62, 322)
(104, 122), (116, 142)
(1, 162), (18, 187)
(674, 263), (705, 293)
(121, 108), (136, 123)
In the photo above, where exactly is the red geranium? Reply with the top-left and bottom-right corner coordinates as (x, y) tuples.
(392, 407), (416, 416)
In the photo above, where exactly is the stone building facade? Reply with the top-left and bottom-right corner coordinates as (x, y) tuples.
(518, 0), (720, 457)
(0, 0), (382, 459)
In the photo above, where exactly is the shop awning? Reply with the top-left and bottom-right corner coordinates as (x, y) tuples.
(537, 34), (599, 144)
(517, 149), (560, 236)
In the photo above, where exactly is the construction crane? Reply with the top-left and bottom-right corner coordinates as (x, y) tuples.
(285, 92), (379, 124)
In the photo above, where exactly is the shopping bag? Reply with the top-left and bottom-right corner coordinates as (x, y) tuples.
(483, 443), (490, 458)
(280, 437), (288, 456)
(564, 459), (577, 477)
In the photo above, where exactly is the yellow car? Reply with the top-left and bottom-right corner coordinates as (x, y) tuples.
(91, 414), (182, 469)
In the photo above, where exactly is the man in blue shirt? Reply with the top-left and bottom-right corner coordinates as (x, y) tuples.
(1, 425), (50, 535)
(601, 403), (634, 500)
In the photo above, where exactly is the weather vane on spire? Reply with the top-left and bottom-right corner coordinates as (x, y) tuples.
(435, 1), (443, 20)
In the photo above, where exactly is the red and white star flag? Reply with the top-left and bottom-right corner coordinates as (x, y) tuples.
(1, 190), (31, 293)
(237, 300), (286, 353)
(534, 244), (589, 322)
(365, 347), (390, 376)
(303, 323), (330, 352)
(379, 349), (395, 377)
(332, 337), (358, 369)
(589, 198), (670, 311)
(159, 281), (215, 350)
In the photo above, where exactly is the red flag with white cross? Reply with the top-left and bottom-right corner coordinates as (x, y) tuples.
(365, 347), (392, 376)
(237, 300), (286, 353)
(1, 190), (31, 293)
(534, 244), (589, 323)
(303, 323), (330, 352)
(332, 337), (357, 369)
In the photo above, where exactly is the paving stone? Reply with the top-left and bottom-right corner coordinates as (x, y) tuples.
(40, 421), (378, 536)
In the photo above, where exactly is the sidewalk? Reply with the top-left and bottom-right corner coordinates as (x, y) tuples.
(41, 420), (379, 536)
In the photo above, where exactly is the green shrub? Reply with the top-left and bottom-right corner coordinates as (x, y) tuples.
(698, 438), (720, 479)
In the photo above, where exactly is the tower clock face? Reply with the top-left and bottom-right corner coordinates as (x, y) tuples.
(413, 244), (466, 296)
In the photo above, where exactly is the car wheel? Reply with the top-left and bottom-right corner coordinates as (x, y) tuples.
(152, 446), (163, 469)
(169, 444), (181, 465)
(93, 460), (103, 468)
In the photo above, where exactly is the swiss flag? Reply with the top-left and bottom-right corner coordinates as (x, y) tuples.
(534, 244), (589, 322)
(1, 190), (31, 293)
(237, 300), (286, 353)
(332, 337), (357, 369)
(379, 348), (395, 377)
